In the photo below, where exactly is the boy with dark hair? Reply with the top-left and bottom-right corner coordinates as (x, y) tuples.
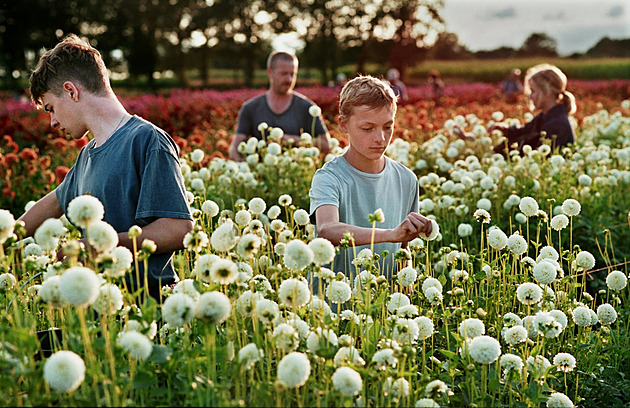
(20, 34), (193, 299)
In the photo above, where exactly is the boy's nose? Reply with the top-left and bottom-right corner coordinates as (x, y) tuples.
(50, 115), (59, 129)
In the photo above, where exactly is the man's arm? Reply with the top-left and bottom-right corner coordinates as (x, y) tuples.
(315, 131), (331, 156)
(18, 190), (64, 238)
(117, 217), (193, 254)
(315, 204), (432, 247)
(228, 133), (247, 161)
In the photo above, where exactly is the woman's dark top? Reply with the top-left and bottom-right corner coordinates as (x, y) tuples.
(494, 104), (575, 155)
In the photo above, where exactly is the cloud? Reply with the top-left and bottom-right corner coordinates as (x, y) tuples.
(543, 11), (566, 21)
(606, 6), (623, 18)
(489, 7), (516, 19)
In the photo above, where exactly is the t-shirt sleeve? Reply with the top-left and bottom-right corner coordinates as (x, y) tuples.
(235, 102), (253, 136)
(136, 149), (192, 223)
(309, 169), (340, 216)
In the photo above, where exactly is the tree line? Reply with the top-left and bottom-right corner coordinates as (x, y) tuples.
(1, 0), (628, 91)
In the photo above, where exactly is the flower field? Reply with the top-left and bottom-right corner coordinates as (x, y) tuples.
(1, 80), (630, 407)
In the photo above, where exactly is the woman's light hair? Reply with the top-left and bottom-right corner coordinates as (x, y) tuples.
(524, 63), (576, 115)
(339, 75), (397, 119)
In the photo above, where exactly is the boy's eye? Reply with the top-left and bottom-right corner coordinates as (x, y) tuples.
(362, 127), (372, 131)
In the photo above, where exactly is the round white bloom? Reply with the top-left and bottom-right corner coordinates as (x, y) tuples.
(201, 200), (220, 217)
(92, 283), (123, 315)
(39, 275), (63, 307)
(516, 282), (543, 305)
(238, 343), (263, 370)
(0, 209), (15, 244)
(572, 306), (592, 327)
(278, 278), (311, 308)
(477, 198), (492, 211)
(422, 277), (442, 294)
(425, 379), (449, 398)
(415, 398), (440, 408)
(519, 196), (539, 217)
(371, 348), (397, 369)
(488, 227), (508, 250)
(549, 310), (568, 329)
(67, 195), (104, 229)
(578, 174), (592, 186)
(43, 350), (86, 393)
(575, 251), (595, 270)
(527, 355), (551, 376)
(86, 220), (119, 253)
(397, 266), (418, 287)
(383, 377), (410, 397)
(277, 352), (311, 388)
(190, 148), (204, 163)
(236, 233), (261, 259)
(195, 291), (232, 324)
(533, 261), (557, 284)
(387, 293), (410, 313)
(457, 223), (473, 237)
(469, 335), (501, 364)
(59, 266), (100, 307)
(273, 324), (299, 352)
(502, 325), (528, 345)
(117, 331), (153, 361)
(267, 205), (281, 220)
(553, 352), (576, 373)
(248, 197), (266, 215)
(278, 194), (292, 206)
(308, 237), (336, 266)
(414, 316), (434, 340)
(507, 233), (528, 255)
(562, 199), (581, 217)
(256, 298), (280, 325)
(103, 246), (134, 278)
(162, 293), (196, 327)
(309, 105), (322, 117)
(209, 258), (238, 285)
(210, 220), (238, 252)
(293, 209), (310, 226)
(550, 214), (569, 231)
(597, 303), (617, 324)
(459, 318), (485, 339)
(546, 392), (574, 407)
(606, 270), (627, 291)
(284, 239), (314, 270)
(418, 219), (440, 241)
(234, 209), (252, 226)
(235, 290), (263, 317)
(500, 353), (524, 372)
(332, 366), (363, 397)
(538, 246), (559, 262)
(34, 218), (66, 251)
(326, 280), (352, 304)
(334, 346), (365, 366)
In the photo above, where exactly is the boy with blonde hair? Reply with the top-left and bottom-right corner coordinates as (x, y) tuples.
(309, 75), (432, 279)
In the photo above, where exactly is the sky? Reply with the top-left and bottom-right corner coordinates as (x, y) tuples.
(441, 0), (630, 56)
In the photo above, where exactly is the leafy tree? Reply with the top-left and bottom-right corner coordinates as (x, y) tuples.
(518, 32), (558, 57)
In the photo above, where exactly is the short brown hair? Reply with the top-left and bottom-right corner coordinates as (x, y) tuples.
(266, 51), (298, 70)
(29, 34), (110, 107)
(339, 75), (397, 118)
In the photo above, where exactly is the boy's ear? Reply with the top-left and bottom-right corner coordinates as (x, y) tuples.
(338, 115), (348, 133)
(63, 81), (80, 101)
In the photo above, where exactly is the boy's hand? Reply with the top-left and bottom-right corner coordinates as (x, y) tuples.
(487, 123), (509, 134)
(391, 212), (433, 243)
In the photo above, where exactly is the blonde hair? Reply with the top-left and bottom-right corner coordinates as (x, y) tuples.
(339, 75), (397, 119)
(524, 64), (576, 115)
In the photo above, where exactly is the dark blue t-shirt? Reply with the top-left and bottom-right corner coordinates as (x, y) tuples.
(56, 115), (192, 294)
(235, 92), (327, 140)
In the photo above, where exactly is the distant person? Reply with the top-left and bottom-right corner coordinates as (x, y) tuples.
(228, 51), (331, 161)
(309, 75), (433, 280)
(336, 72), (348, 87)
(428, 70), (444, 102)
(456, 63), (576, 156)
(501, 68), (523, 102)
(386, 68), (409, 102)
(19, 34), (193, 300)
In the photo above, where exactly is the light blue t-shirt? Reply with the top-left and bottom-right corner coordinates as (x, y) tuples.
(309, 155), (419, 279)
(56, 115), (192, 295)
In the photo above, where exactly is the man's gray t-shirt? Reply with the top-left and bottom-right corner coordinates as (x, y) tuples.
(56, 116), (192, 295)
(236, 92), (327, 139)
(309, 155), (419, 279)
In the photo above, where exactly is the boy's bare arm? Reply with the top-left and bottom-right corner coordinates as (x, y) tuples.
(315, 205), (432, 246)
(116, 217), (194, 254)
(18, 190), (64, 237)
